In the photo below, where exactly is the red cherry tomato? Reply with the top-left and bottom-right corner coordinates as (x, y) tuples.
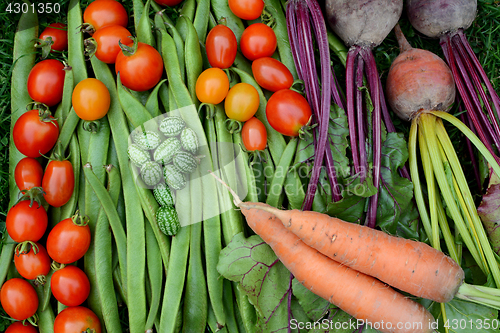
(252, 57), (294, 92)
(83, 0), (128, 31)
(206, 25), (238, 69)
(240, 23), (277, 61)
(153, 0), (183, 5)
(12, 109), (59, 158)
(5, 321), (38, 333)
(51, 266), (91, 307)
(0, 278), (39, 321)
(224, 83), (260, 122)
(92, 25), (133, 64)
(6, 200), (48, 243)
(115, 42), (164, 92)
(228, 0), (265, 20)
(72, 78), (111, 121)
(27, 59), (66, 107)
(266, 89), (312, 136)
(39, 22), (68, 52)
(42, 159), (74, 207)
(242, 117), (267, 151)
(54, 306), (101, 333)
(46, 216), (91, 264)
(14, 243), (51, 282)
(14, 157), (43, 191)
(195, 68), (230, 104)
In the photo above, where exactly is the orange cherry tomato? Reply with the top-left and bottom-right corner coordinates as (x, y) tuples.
(225, 83), (260, 122)
(72, 78), (111, 121)
(195, 68), (230, 104)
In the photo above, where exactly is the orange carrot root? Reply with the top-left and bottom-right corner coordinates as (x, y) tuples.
(241, 203), (435, 333)
(240, 202), (464, 304)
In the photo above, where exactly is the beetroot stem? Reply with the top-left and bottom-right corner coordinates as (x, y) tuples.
(356, 54), (367, 183)
(459, 30), (500, 138)
(452, 34), (500, 151)
(362, 48), (382, 228)
(442, 36), (497, 158)
(346, 47), (360, 174)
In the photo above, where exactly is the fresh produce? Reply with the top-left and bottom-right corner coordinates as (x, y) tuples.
(224, 82), (259, 122)
(42, 158), (75, 207)
(83, 0), (128, 32)
(235, 201), (435, 333)
(240, 22), (277, 61)
(195, 67), (230, 105)
(26, 59), (66, 107)
(115, 41), (164, 92)
(5, 1), (500, 332)
(0, 278), (39, 321)
(286, 0), (344, 208)
(266, 89), (311, 137)
(72, 78), (110, 121)
(46, 213), (91, 264)
(53, 306), (101, 333)
(6, 200), (48, 244)
(323, 0), (403, 226)
(14, 243), (51, 285)
(406, 0), (500, 172)
(51, 265), (91, 306)
(37, 22), (68, 58)
(14, 157), (43, 191)
(86, 25), (133, 64)
(5, 322), (38, 333)
(13, 109), (59, 158)
(228, 0), (264, 20)
(205, 24), (238, 69)
(241, 117), (267, 151)
(154, 0), (184, 6)
(387, 24), (500, 310)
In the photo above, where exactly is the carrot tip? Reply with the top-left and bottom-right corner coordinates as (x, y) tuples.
(208, 170), (243, 206)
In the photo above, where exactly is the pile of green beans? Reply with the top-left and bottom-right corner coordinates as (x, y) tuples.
(4, 0), (313, 332)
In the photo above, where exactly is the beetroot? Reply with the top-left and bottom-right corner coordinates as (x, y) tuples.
(324, 0), (403, 228)
(406, 0), (500, 178)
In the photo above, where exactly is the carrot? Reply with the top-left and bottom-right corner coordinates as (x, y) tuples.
(241, 202), (435, 333)
(242, 201), (464, 304)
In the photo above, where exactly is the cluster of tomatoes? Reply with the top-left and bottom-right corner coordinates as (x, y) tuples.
(196, 0), (313, 153)
(83, 0), (164, 92)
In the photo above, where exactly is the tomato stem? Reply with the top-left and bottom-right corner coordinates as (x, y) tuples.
(118, 36), (138, 57)
(32, 36), (53, 59)
(71, 210), (90, 227)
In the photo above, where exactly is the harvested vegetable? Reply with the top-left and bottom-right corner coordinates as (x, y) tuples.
(324, 0), (403, 227)
(407, 0), (500, 171)
(286, 0), (343, 208)
(386, 25), (500, 308)
(237, 202), (435, 333)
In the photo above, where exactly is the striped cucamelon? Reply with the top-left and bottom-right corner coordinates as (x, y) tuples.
(154, 137), (182, 165)
(163, 164), (187, 190)
(180, 127), (199, 154)
(173, 151), (198, 174)
(128, 144), (150, 167)
(153, 182), (175, 206)
(159, 116), (185, 137)
(156, 206), (180, 236)
(133, 130), (161, 150)
(140, 161), (163, 186)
